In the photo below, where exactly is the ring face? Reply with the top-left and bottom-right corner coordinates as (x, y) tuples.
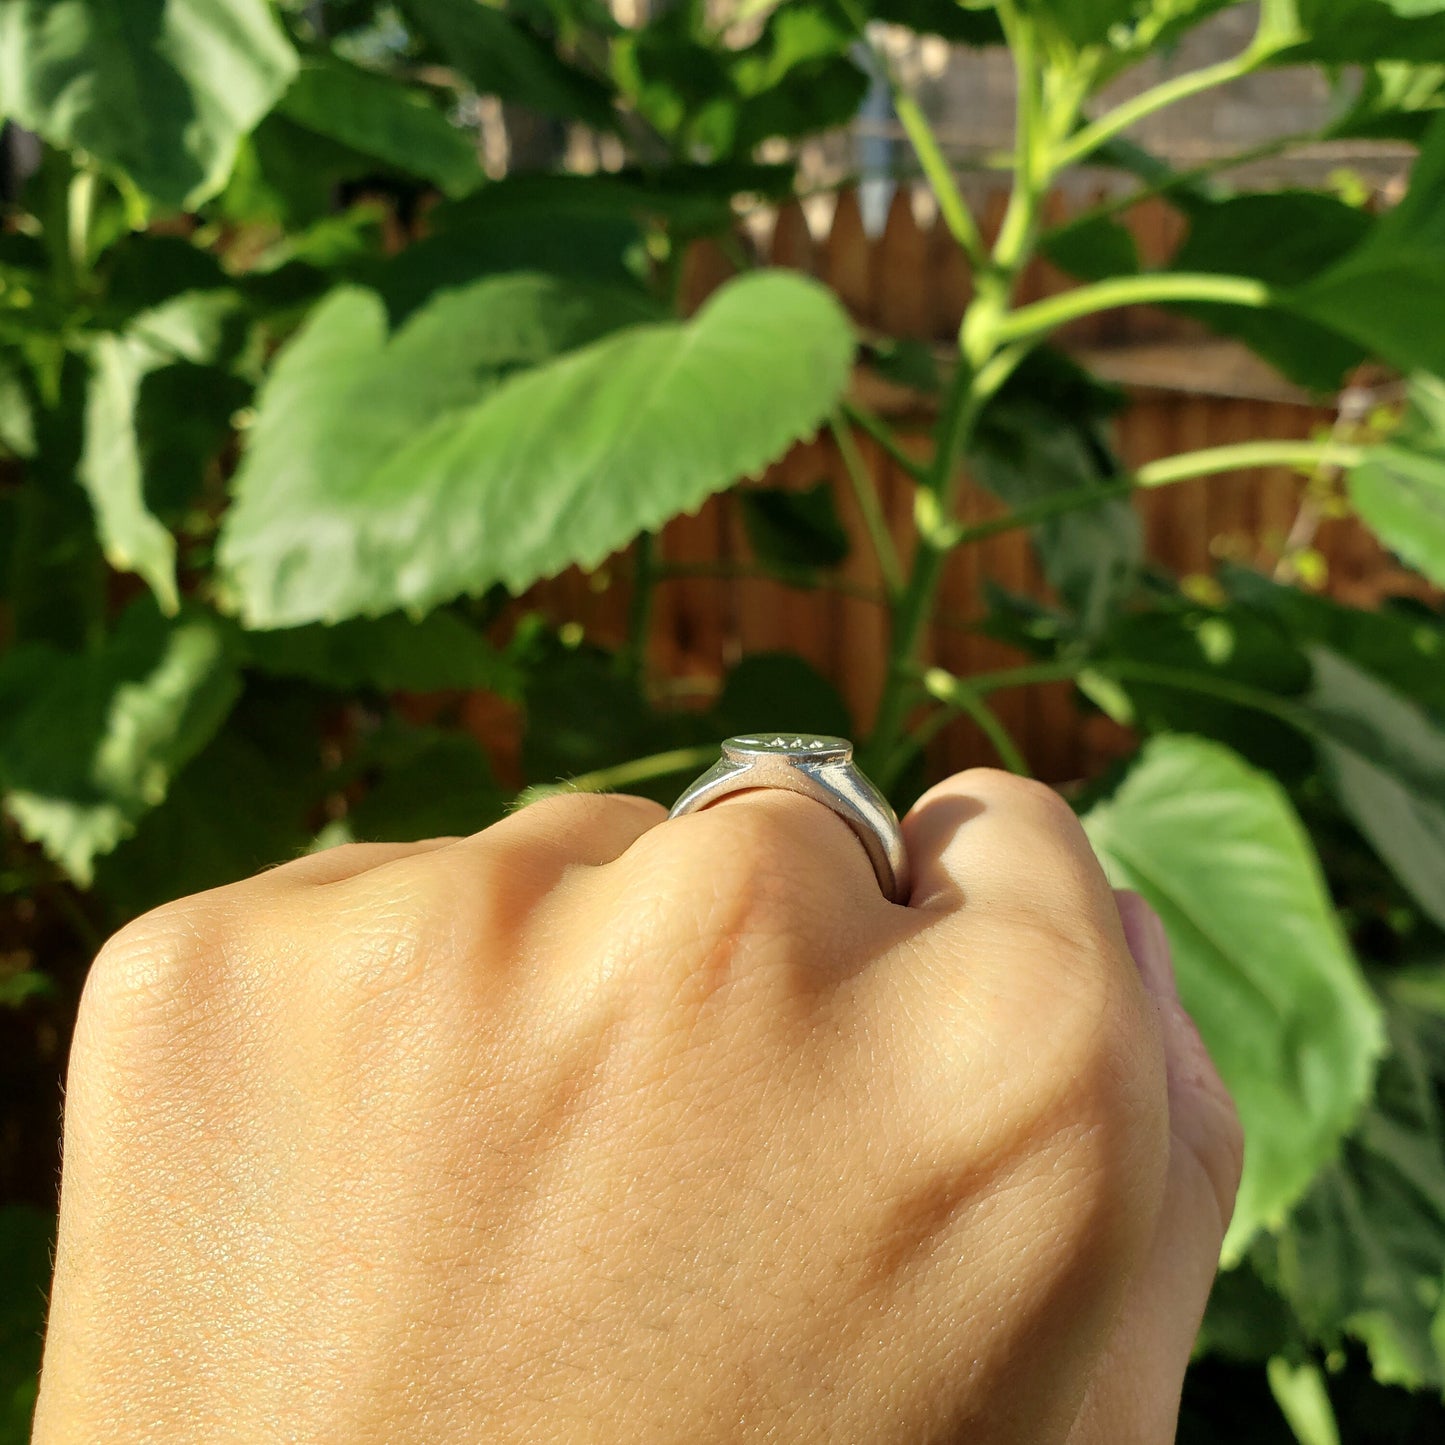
(723, 734), (853, 765)
(669, 734), (910, 905)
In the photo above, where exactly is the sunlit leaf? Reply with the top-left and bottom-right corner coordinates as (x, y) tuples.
(277, 57), (482, 199)
(1288, 113), (1445, 375)
(0, 602), (240, 883)
(220, 270), (854, 626)
(1349, 375), (1445, 590)
(0, 0), (297, 207)
(1084, 734), (1385, 1262)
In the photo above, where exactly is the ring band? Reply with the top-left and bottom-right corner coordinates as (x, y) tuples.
(669, 734), (910, 904)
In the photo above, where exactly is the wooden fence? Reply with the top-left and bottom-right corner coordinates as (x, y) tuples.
(515, 185), (1420, 785)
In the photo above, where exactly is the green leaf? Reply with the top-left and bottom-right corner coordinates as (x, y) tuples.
(739, 481), (850, 571)
(1084, 734), (1385, 1262)
(76, 279), (251, 610)
(1097, 599), (1317, 777)
(0, 1207), (52, 1445)
(520, 642), (850, 803)
(1170, 192), (1370, 392)
(1303, 647), (1445, 935)
(1041, 211), (1140, 282)
(971, 351), (1139, 636)
(216, 269), (660, 627)
(704, 1), (869, 156)
(428, 163), (796, 238)
(221, 113), (391, 229)
(1274, 999), (1445, 1390)
(1225, 567), (1445, 718)
(871, 0), (1003, 43)
(1023, 0), (1229, 52)
(0, 602), (240, 884)
(1285, 0), (1445, 63)
(0, 351), (36, 459)
(1198, 1258), (1300, 1364)
(864, 336), (942, 394)
(616, 0), (867, 159)
(220, 269), (854, 627)
(1287, 113), (1445, 375)
(1265, 1358), (1341, 1445)
(240, 611), (521, 697)
(1327, 61), (1445, 142)
(522, 639), (701, 796)
(92, 690), (326, 919)
(399, 0), (618, 131)
(78, 336), (181, 613)
(1349, 374), (1445, 590)
(276, 57), (482, 199)
(130, 361), (251, 519)
(0, 0), (298, 208)
(329, 726), (507, 845)
(5, 355), (106, 651)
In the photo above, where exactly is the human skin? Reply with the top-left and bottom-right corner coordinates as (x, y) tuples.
(34, 769), (1241, 1443)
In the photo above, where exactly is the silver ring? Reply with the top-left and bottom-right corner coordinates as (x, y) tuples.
(669, 734), (910, 904)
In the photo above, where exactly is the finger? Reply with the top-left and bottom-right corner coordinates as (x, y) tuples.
(903, 769), (1119, 925)
(263, 838), (461, 889)
(1067, 896), (1244, 1444)
(449, 791), (668, 870)
(676, 787), (890, 896)
(1115, 890), (1244, 1234)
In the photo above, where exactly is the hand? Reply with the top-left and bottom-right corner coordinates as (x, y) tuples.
(35, 770), (1240, 1443)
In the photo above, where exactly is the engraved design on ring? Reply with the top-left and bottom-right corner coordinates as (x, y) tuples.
(669, 735), (910, 904)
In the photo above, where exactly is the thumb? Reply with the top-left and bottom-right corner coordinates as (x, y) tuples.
(1067, 890), (1245, 1444)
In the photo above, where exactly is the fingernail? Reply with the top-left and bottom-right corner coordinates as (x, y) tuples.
(1115, 889), (1179, 1002)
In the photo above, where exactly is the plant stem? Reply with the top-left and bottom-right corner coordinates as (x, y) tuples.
(1056, 46), (1272, 171)
(865, 0), (1064, 786)
(837, 0), (985, 266)
(892, 88), (985, 266)
(951, 660), (1088, 695)
(626, 531), (656, 677)
(948, 438), (1361, 550)
(864, 369), (984, 782)
(830, 412), (904, 598)
(516, 744), (719, 805)
(919, 654), (1305, 757)
(994, 271), (1272, 346)
(840, 399), (930, 486)
(1104, 658), (1300, 722)
(988, 0), (1043, 275)
(1042, 131), (1315, 244)
(927, 680), (1030, 774)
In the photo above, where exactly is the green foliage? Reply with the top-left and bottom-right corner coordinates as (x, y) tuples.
(0, 1208), (52, 1445)
(0, 0), (297, 208)
(219, 271), (854, 625)
(1349, 374), (1445, 590)
(740, 482), (851, 572)
(1085, 735), (1386, 1262)
(276, 57), (484, 199)
(1270, 998), (1445, 1389)
(6, 2), (1445, 1437)
(0, 602), (240, 883)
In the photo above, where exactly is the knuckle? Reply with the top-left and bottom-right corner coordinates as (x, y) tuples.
(972, 769), (1079, 831)
(81, 900), (217, 1035)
